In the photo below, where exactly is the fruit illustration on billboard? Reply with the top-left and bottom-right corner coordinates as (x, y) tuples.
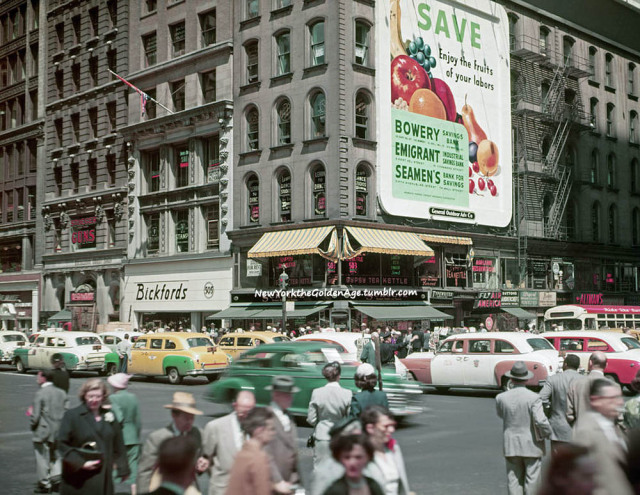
(379, 0), (512, 227)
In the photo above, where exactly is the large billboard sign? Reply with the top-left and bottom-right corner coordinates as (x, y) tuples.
(378, 0), (512, 227)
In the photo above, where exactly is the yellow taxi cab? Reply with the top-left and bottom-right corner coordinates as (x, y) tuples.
(217, 331), (290, 359)
(129, 332), (230, 384)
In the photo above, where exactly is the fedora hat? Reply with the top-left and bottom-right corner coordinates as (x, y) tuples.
(265, 375), (300, 393)
(163, 392), (203, 415)
(107, 373), (132, 390)
(504, 361), (534, 381)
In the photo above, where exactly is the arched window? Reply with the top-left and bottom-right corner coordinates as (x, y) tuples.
(563, 36), (574, 66)
(539, 26), (549, 56)
(355, 91), (371, 139)
(631, 158), (639, 193)
(629, 63), (636, 95)
(309, 20), (325, 66)
(309, 91), (326, 138)
(590, 97), (598, 129)
(606, 103), (615, 137)
(608, 204), (617, 243)
(607, 154), (616, 188)
(564, 145), (576, 171)
(590, 150), (599, 183)
(355, 21), (371, 66)
(588, 46), (597, 78)
(591, 202), (600, 242)
(310, 163), (326, 217)
(246, 106), (259, 150)
(246, 174), (260, 224)
(605, 53), (614, 87)
(633, 208), (640, 245)
(541, 81), (550, 108)
(355, 164), (371, 216)
(276, 98), (291, 145)
(245, 40), (259, 84)
(275, 30), (291, 76)
(277, 168), (291, 222)
(630, 111), (638, 144)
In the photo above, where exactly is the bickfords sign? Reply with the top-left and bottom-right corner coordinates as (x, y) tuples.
(136, 283), (188, 301)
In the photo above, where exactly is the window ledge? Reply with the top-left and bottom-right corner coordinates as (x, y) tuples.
(588, 79), (599, 88)
(239, 224), (262, 229)
(352, 63), (375, 76)
(68, 43), (82, 55)
(239, 81), (261, 94)
(240, 16), (261, 30)
(270, 221), (294, 226)
(270, 5), (293, 18)
(52, 50), (65, 62)
(605, 135), (618, 142)
(303, 136), (329, 146)
(303, 64), (328, 77)
(352, 137), (377, 148)
(590, 130), (601, 137)
(629, 94), (639, 102)
(104, 28), (118, 41)
(270, 143), (294, 152)
(354, 0), (376, 5)
(85, 36), (100, 48)
(271, 72), (294, 84)
(140, 10), (157, 20)
(604, 85), (616, 94)
(239, 149), (262, 159)
(167, 0), (185, 8)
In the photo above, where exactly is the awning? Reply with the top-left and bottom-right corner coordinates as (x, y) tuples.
(206, 305), (264, 320)
(253, 304), (329, 319)
(248, 226), (339, 262)
(342, 226), (434, 259)
(47, 309), (72, 322)
(352, 303), (452, 320)
(207, 303), (329, 320)
(418, 234), (473, 245)
(502, 307), (537, 319)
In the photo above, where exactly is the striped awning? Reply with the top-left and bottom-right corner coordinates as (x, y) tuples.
(418, 234), (473, 245)
(342, 226), (434, 259)
(248, 226), (340, 262)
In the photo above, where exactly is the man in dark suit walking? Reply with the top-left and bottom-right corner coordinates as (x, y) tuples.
(50, 353), (70, 394)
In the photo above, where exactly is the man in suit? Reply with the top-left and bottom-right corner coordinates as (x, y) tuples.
(146, 435), (199, 495)
(380, 333), (408, 365)
(566, 351), (607, 425)
(116, 334), (133, 373)
(29, 369), (67, 493)
(137, 392), (209, 494)
(496, 361), (552, 495)
(539, 354), (581, 453)
(108, 373), (142, 495)
(307, 362), (352, 467)
(201, 390), (256, 495)
(360, 331), (378, 364)
(572, 378), (633, 495)
(50, 353), (70, 394)
(265, 375), (300, 489)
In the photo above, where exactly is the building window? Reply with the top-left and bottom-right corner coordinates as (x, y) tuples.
(171, 80), (185, 112)
(54, 118), (63, 147)
(608, 205), (617, 243)
(175, 210), (189, 253)
(107, 218), (116, 248)
(590, 150), (599, 184)
(144, 0), (157, 15)
(107, 102), (117, 133)
(355, 165), (370, 216)
(144, 150), (160, 192)
(631, 111), (638, 143)
(633, 208), (640, 245)
(88, 158), (97, 190)
(71, 114), (80, 143)
(311, 164), (326, 216)
(589, 97), (597, 130)
(89, 57), (98, 86)
(175, 146), (189, 188)
(310, 21), (325, 66)
(27, 140), (36, 172)
(246, 107), (259, 150)
(170, 22), (185, 58)
(201, 70), (216, 103)
(203, 135), (220, 184)
(275, 0), (292, 7)
(355, 91), (371, 139)
(89, 7), (98, 37)
(27, 186), (35, 220)
(355, 21), (370, 65)
(246, 41), (259, 84)
(310, 91), (326, 138)
(275, 31), (290, 76)
(106, 154), (116, 186)
(605, 53), (614, 87)
(588, 48), (597, 78)
(276, 99), (291, 145)
(629, 63), (636, 95)
(107, 0), (117, 29)
(32, 1), (39, 30)
(539, 27), (549, 56)
(247, 0), (259, 19)
(200, 10), (216, 47)
(55, 22), (64, 51)
(606, 103), (615, 137)
(206, 204), (219, 249)
(143, 33), (157, 67)
(144, 88), (156, 119)
(563, 36), (574, 66)
(146, 213), (159, 254)
(632, 159), (639, 194)
(71, 163), (79, 193)
(591, 202), (600, 242)
(107, 50), (117, 78)
(247, 174), (260, 224)
(54, 166), (62, 196)
(607, 154), (616, 188)
(72, 15), (80, 45)
(6, 190), (13, 222)
(55, 69), (63, 98)
(278, 169), (291, 222)
(15, 188), (23, 221)
(88, 107), (98, 139)
(71, 63), (80, 92)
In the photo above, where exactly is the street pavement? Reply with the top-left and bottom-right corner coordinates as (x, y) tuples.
(0, 367), (511, 494)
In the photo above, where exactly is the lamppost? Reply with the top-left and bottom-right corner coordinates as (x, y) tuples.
(279, 268), (289, 333)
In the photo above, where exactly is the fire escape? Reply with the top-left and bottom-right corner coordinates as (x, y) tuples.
(510, 33), (590, 284)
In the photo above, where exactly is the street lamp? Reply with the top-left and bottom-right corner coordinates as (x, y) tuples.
(279, 268), (289, 333)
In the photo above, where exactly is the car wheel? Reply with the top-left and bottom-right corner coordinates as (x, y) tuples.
(15, 358), (26, 373)
(167, 367), (182, 385)
(106, 363), (117, 376)
(434, 386), (450, 393)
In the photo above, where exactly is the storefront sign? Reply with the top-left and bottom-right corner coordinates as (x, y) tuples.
(70, 292), (95, 302)
(430, 290), (454, 302)
(474, 292), (501, 309)
(71, 216), (97, 248)
(501, 290), (519, 307)
(0, 294), (20, 302)
(575, 293), (604, 305)
(445, 265), (467, 287)
(473, 258), (496, 273)
(136, 283), (188, 301)
(247, 259), (262, 277)
(519, 291), (539, 307)
(538, 291), (557, 307)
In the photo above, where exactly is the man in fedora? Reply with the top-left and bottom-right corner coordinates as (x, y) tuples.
(496, 361), (552, 495)
(137, 392), (210, 494)
(108, 373), (141, 495)
(265, 375), (301, 489)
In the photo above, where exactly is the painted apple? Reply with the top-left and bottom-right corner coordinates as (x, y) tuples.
(431, 78), (457, 122)
(391, 55), (430, 104)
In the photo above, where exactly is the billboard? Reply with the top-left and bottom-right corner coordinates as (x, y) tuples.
(377, 0), (512, 227)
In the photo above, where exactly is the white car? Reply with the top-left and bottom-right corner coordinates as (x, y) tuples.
(99, 331), (143, 353)
(401, 332), (560, 391)
(294, 332), (370, 362)
(0, 331), (28, 364)
(13, 331), (117, 375)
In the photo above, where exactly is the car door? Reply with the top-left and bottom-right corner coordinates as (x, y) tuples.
(431, 339), (466, 385)
(29, 336), (48, 368)
(463, 338), (495, 386)
(145, 337), (166, 375)
(129, 337), (149, 374)
(217, 336), (236, 357)
(236, 337), (254, 357)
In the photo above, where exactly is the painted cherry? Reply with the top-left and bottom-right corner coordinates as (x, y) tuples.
(469, 179), (475, 194)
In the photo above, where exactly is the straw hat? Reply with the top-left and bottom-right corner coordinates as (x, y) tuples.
(107, 373), (132, 390)
(163, 392), (203, 415)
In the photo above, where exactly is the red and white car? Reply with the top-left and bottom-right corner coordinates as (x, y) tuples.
(542, 331), (640, 387)
(400, 332), (560, 391)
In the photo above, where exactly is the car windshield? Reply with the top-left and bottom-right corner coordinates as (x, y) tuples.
(272, 336), (290, 342)
(2, 335), (25, 342)
(76, 336), (102, 346)
(545, 319), (583, 331)
(622, 337), (640, 350)
(187, 337), (214, 348)
(527, 338), (555, 351)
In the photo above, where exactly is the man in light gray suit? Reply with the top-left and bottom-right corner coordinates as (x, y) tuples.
(539, 353), (581, 453)
(29, 370), (66, 493)
(307, 362), (352, 467)
(572, 378), (633, 495)
(566, 351), (607, 426)
(496, 361), (552, 495)
(201, 390), (255, 495)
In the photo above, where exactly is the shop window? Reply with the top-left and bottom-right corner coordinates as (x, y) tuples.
(275, 31), (290, 76)
(501, 258), (519, 289)
(276, 98), (291, 145)
(445, 252), (468, 288)
(143, 32), (157, 67)
(311, 164), (326, 217)
(146, 213), (159, 254)
(309, 21), (325, 66)
(201, 70), (216, 103)
(70, 215), (97, 250)
(144, 150), (160, 192)
(605, 53), (614, 87)
(206, 204), (219, 249)
(203, 135), (220, 184)
(175, 146), (189, 188)
(309, 91), (326, 138)
(171, 79), (185, 112)
(277, 168), (291, 222)
(355, 164), (369, 216)
(247, 174), (260, 224)
(246, 106), (259, 150)
(200, 10), (216, 47)
(175, 210), (189, 253)
(472, 257), (499, 289)
(355, 21), (370, 66)
(245, 41), (259, 84)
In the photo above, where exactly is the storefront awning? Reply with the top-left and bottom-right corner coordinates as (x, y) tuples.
(502, 307), (537, 319)
(253, 304), (330, 319)
(206, 305), (264, 320)
(47, 309), (72, 322)
(207, 303), (329, 320)
(418, 234), (473, 245)
(352, 303), (452, 320)
(248, 226), (339, 262)
(342, 226), (434, 259)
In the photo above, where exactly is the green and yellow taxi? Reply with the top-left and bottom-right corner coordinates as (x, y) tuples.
(216, 331), (290, 359)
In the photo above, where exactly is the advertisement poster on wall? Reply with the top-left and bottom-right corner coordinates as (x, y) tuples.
(377, 0), (512, 227)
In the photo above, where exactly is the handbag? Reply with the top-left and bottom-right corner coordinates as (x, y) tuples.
(75, 441), (103, 463)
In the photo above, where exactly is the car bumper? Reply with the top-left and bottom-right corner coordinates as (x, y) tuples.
(186, 368), (227, 376)
(74, 363), (105, 371)
(385, 385), (425, 416)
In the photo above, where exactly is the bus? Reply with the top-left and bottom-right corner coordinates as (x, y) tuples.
(543, 305), (640, 331)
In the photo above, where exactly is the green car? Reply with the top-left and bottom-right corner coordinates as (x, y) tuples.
(206, 341), (424, 417)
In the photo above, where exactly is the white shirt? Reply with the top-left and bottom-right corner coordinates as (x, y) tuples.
(230, 412), (244, 450)
(374, 450), (400, 495)
(271, 402), (291, 432)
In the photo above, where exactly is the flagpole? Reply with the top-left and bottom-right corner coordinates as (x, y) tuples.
(109, 69), (175, 115)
